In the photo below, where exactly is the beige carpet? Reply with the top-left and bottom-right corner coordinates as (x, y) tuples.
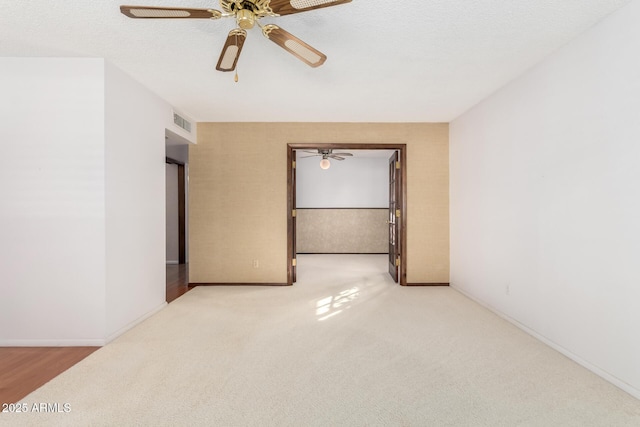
(3, 255), (639, 426)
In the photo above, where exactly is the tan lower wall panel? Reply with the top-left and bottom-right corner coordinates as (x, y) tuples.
(297, 209), (387, 253)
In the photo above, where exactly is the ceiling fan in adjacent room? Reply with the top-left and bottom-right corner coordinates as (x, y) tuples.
(300, 149), (353, 169)
(119, 0), (352, 75)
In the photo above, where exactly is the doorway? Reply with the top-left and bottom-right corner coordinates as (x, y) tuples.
(287, 143), (407, 286)
(166, 157), (186, 265)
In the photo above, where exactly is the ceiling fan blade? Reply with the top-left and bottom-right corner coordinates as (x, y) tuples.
(300, 155), (321, 158)
(262, 25), (326, 68)
(120, 5), (222, 19)
(332, 152), (353, 156)
(329, 155), (345, 160)
(267, 0), (352, 16)
(216, 29), (247, 72)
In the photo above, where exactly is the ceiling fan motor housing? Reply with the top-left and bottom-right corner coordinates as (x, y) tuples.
(220, 0), (274, 19)
(236, 9), (255, 29)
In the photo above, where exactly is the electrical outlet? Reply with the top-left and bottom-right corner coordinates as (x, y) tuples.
(252, 259), (259, 268)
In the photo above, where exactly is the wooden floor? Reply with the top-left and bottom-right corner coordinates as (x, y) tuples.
(0, 264), (191, 404)
(0, 347), (99, 405)
(166, 263), (192, 303)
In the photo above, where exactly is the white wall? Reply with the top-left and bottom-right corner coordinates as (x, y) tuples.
(0, 58), (169, 345)
(104, 62), (167, 340)
(0, 58), (107, 344)
(450, 1), (640, 398)
(296, 155), (390, 208)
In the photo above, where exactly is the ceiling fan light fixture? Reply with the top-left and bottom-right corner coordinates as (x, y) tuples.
(320, 158), (331, 169)
(236, 9), (255, 29)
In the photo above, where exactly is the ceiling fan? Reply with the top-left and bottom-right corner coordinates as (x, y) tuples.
(301, 149), (353, 160)
(120, 0), (352, 74)
(300, 149), (353, 169)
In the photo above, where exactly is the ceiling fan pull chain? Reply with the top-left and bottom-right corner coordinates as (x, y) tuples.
(234, 32), (239, 83)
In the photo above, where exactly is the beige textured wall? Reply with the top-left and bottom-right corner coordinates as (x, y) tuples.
(297, 209), (388, 254)
(190, 123), (449, 283)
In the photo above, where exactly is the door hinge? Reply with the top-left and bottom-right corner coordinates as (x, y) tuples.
(396, 209), (401, 218)
(395, 257), (400, 267)
(292, 258), (297, 267)
(395, 161), (400, 169)
(292, 209), (297, 218)
(292, 160), (296, 169)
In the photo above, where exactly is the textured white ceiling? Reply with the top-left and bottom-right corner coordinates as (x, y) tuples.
(0, 0), (630, 122)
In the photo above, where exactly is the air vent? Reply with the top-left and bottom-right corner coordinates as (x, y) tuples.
(173, 112), (192, 133)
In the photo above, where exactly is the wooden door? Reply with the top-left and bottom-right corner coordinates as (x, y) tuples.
(292, 152), (297, 283)
(288, 147), (297, 284)
(388, 151), (400, 282)
(177, 163), (186, 264)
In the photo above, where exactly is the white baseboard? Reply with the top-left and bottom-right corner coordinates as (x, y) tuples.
(105, 301), (167, 344)
(166, 260), (179, 265)
(450, 284), (640, 401)
(0, 302), (168, 347)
